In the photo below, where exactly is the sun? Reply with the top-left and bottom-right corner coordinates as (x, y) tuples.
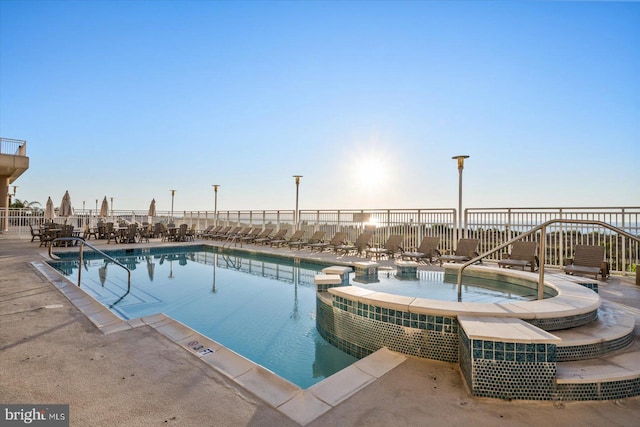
(354, 153), (388, 189)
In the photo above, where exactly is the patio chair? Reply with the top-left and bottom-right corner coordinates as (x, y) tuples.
(437, 238), (479, 265)
(39, 227), (56, 247)
(29, 224), (42, 243)
(138, 224), (152, 243)
(308, 231), (347, 253)
(106, 222), (120, 244)
(271, 229), (303, 247)
(186, 224), (197, 241)
(334, 233), (373, 256)
(289, 230), (325, 250)
(564, 244), (609, 280)
(255, 228), (287, 245)
(366, 234), (404, 260)
(124, 224), (138, 243)
(174, 224), (188, 242)
(401, 236), (441, 263)
(498, 241), (539, 272)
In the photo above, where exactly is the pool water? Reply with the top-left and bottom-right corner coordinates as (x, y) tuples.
(361, 270), (539, 302)
(49, 246), (539, 388)
(50, 248), (357, 389)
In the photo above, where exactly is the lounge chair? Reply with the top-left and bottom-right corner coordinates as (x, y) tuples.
(202, 225), (223, 239)
(334, 233), (373, 256)
(272, 229), (304, 247)
(196, 225), (214, 239)
(216, 226), (241, 240)
(226, 227), (256, 244)
(498, 241), (538, 272)
(564, 245), (609, 280)
(401, 236), (441, 263)
(438, 238), (479, 265)
(289, 230), (325, 250)
(243, 227), (273, 244)
(255, 228), (287, 245)
(366, 234), (404, 259)
(210, 225), (232, 239)
(308, 231), (347, 253)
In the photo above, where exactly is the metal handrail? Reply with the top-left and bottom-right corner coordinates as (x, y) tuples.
(456, 219), (640, 301)
(48, 237), (131, 289)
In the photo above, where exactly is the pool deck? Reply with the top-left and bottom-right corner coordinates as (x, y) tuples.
(1, 236), (640, 426)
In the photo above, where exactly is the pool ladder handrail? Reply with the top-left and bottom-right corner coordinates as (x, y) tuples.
(456, 219), (640, 302)
(48, 237), (131, 290)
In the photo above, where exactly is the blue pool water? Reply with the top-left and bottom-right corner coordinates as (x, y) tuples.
(51, 247), (357, 388)
(49, 246), (538, 388)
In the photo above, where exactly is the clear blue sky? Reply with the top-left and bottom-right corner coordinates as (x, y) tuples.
(1, 0), (638, 213)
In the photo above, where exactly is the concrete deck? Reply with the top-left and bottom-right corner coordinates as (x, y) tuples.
(1, 237), (640, 426)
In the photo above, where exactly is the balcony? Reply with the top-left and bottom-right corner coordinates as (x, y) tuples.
(0, 138), (29, 183)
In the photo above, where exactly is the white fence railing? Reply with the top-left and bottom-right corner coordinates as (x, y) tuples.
(0, 137), (27, 156)
(2, 207), (638, 275)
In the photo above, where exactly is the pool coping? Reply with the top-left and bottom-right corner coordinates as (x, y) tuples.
(31, 259), (407, 426)
(328, 264), (601, 320)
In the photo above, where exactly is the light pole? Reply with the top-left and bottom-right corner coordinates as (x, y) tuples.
(110, 197), (114, 218)
(212, 185), (219, 225)
(9, 186), (17, 206)
(170, 189), (176, 223)
(452, 155), (469, 242)
(293, 175), (302, 229)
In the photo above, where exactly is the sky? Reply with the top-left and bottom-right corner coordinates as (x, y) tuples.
(1, 0), (639, 214)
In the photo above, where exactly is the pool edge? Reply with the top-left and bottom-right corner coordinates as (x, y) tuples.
(31, 259), (407, 425)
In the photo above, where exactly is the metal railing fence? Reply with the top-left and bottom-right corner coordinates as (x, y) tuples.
(2, 206), (637, 275)
(0, 138), (27, 156)
(466, 207), (640, 273)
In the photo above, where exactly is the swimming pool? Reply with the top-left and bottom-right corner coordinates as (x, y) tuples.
(48, 245), (539, 388)
(50, 246), (358, 389)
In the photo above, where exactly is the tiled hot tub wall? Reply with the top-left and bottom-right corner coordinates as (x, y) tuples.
(316, 295), (459, 362)
(459, 327), (557, 400)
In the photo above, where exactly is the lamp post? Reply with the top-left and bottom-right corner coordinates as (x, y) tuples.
(293, 175), (302, 229)
(452, 155), (469, 242)
(110, 197), (114, 218)
(170, 189), (176, 223)
(212, 185), (219, 226)
(9, 186), (17, 206)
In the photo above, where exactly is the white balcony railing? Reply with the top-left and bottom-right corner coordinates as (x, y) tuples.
(0, 138), (27, 156)
(2, 206), (638, 275)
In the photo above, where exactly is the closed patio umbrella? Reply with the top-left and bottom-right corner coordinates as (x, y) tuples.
(59, 191), (74, 218)
(100, 197), (109, 218)
(148, 198), (156, 218)
(44, 197), (56, 222)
